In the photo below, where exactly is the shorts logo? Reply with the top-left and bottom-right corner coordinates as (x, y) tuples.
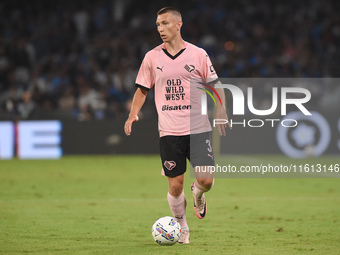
(164, 161), (176, 171)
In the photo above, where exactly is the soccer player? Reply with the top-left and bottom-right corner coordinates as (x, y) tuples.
(124, 6), (231, 244)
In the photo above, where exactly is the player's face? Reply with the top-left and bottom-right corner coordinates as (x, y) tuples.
(156, 13), (181, 42)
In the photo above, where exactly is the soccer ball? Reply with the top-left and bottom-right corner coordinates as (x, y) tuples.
(151, 216), (181, 245)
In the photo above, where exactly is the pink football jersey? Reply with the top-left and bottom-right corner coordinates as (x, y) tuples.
(136, 42), (218, 137)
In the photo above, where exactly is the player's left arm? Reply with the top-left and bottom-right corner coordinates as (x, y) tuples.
(212, 80), (232, 136)
(202, 50), (231, 135)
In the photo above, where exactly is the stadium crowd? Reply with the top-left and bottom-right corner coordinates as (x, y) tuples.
(0, 0), (339, 121)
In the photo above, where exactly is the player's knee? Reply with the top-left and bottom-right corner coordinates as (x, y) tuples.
(198, 178), (214, 190)
(168, 177), (184, 197)
(169, 185), (183, 197)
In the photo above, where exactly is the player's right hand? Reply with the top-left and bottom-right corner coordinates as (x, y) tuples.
(124, 115), (139, 136)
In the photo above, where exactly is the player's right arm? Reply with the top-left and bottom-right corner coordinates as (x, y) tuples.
(124, 87), (148, 136)
(125, 51), (154, 136)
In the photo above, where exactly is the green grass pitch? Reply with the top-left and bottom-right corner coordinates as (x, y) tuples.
(0, 155), (339, 254)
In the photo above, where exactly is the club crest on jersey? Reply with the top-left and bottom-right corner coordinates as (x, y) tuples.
(164, 161), (176, 171)
(184, 64), (195, 73)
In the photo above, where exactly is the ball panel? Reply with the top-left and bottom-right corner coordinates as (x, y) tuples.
(151, 216), (182, 245)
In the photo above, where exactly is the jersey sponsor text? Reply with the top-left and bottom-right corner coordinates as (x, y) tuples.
(162, 104), (192, 111)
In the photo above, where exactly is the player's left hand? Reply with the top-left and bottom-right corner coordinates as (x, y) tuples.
(215, 108), (232, 136)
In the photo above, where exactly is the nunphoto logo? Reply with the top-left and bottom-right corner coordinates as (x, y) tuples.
(198, 80), (312, 128)
(190, 78), (340, 161)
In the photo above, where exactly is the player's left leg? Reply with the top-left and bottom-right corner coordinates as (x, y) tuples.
(191, 176), (214, 219)
(189, 132), (215, 219)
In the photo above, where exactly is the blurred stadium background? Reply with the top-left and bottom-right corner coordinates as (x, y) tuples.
(0, 0), (339, 158)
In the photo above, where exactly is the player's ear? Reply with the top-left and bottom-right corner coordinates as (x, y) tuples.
(177, 20), (182, 31)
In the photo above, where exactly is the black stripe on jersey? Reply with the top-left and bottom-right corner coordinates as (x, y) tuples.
(135, 83), (150, 92)
(206, 78), (219, 85)
(162, 48), (186, 60)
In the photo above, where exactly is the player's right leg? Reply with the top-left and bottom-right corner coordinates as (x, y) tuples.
(167, 175), (189, 243)
(160, 135), (190, 243)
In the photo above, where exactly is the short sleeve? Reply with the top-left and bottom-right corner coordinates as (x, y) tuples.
(201, 50), (219, 84)
(135, 52), (155, 91)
